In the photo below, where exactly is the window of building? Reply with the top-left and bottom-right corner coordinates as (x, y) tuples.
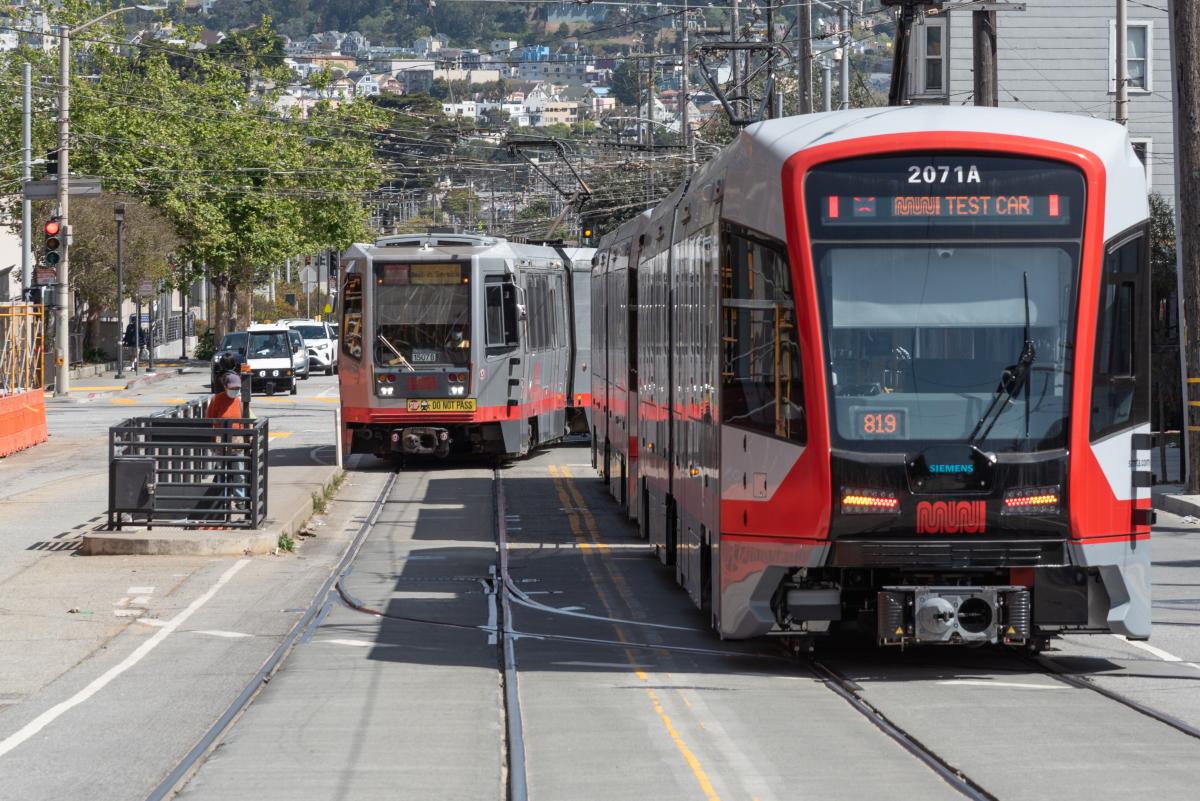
(1130, 138), (1152, 189)
(912, 18), (948, 96)
(720, 227), (806, 444)
(1110, 21), (1153, 93)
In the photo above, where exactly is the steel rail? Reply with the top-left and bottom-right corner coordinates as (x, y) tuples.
(807, 658), (1000, 801)
(494, 468), (529, 801)
(1030, 653), (1200, 742)
(143, 470), (399, 801)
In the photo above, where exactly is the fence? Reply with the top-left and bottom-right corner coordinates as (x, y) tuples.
(0, 303), (44, 395)
(107, 399), (269, 529)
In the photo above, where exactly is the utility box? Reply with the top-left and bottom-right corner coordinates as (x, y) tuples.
(110, 457), (155, 512)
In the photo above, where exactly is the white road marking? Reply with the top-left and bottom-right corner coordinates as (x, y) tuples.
(131, 596), (150, 606)
(316, 385), (339, 399)
(322, 638), (397, 648)
(1115, 635), (1200, 672)
(191, 629), (252, 639)
(112, 597), (129, 607)
(127, 586), (155, 595)
(936, 680), (1062, 690)
(136, 618), (167, 627)
(113, 609), (142, 618)
(0, 559), (249, 759)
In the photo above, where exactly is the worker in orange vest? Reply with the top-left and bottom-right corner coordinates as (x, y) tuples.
(206, 372), (243, 419)
(206, 372), (248, 514)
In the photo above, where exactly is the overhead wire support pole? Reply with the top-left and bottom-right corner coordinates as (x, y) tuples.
(1116, 0), (1129, 125)
(1172, 0), (1200, 489)
(798, 0), (814, 114)
(21, 61), (31, 297)
(840, 3), (851, 110)
(973, 7), (999, 106)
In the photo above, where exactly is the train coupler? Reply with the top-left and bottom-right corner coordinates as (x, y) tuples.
(877, 586), (1031, 646)
(390, 427), (451, 458)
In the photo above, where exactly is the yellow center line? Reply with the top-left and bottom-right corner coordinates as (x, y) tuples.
(546, 464), (720, 801)
(111, 398), (138, 405)
(69, 386), (121, 392)
(268, 431), (293, 439)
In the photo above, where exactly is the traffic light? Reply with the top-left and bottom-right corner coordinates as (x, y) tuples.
(43, 218), (62, 266)
(581, 227), (594, 245)
(45, 150), (58, 177)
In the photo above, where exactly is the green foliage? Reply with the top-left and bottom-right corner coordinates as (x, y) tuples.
(196, 327), (216, 361)
(610, 61), (641, 107)
(0, 10), (383, 335)
(1149, 193), (1180, 430)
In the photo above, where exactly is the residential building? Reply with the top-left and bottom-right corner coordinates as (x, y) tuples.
(348, 71), (380, 97)
(905, 1), (1173, 201)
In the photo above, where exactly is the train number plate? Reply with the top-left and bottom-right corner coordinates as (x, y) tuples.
(406, 399), (477, 413)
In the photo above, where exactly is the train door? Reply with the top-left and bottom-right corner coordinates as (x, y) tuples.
(591, 251), (607, 477)
(698, 213), (721, 616)
(626, 241), (640, 522)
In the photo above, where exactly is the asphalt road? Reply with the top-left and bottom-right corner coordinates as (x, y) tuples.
(162, 445), (1200, 801)
(0, 368), (352, 800)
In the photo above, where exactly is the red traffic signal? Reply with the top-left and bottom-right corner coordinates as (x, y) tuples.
(43, 218), (62, 266)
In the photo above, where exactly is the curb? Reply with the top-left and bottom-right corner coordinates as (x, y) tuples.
(1152, 487), (1200, 519)
(79, 466), (344, 557)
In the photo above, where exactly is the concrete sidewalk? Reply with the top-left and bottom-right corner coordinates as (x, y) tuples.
(46, 359), (203, 404)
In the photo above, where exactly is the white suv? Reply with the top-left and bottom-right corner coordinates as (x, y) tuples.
(287, 320), (338, 376)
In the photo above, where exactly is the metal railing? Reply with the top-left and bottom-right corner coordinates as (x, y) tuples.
(107, 399), (269, 529)
(0, 302), (44, 395)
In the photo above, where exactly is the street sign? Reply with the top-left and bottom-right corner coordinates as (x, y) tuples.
(137, 280), (153, 295)
(299, 266), (318, 287)
(34, 267), (56, 285)
(323, 303), (332, 314)
(22, 177), (103, 199)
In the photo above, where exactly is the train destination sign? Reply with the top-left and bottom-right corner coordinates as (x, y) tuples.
(377, 262), (466, 285)
(821, 193), (1070, 225)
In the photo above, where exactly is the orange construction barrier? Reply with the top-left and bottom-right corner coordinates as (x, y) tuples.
(0, 389), (47, 457)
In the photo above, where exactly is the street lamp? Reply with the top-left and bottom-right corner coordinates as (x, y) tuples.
(53, 4), (166, 396)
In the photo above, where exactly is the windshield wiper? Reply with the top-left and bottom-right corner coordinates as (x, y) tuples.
(377, 334), (415, 372)
(968, 271), (1036, 445)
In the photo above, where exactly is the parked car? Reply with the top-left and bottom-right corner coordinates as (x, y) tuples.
(288, 328), (310, 380)
(244, 324), (297, 395)
(287, 320), (338, 376)
(210, 331), (247, 389)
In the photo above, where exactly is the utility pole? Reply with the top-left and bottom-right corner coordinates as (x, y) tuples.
(731, 0), (741, 117)
(973, 9), (999, 106)
(54, 24), (70, 394)
(114, 203), (125, 379)
(823, 61), (833, 112)
(21, 62), (31, 297)
(1173, 0), (1200, 489)
(766, 2), (776, 119)
(647, 55), (656, 202)
(840, 5), (851, 110)
(798, 0), (813, 114)
(490, 174), (497, 230)
(681, 0), (693, 169)
(1116, 0), (1129, 124)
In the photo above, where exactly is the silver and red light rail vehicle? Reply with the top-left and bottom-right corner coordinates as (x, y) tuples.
(592, 106), (1154, 647)
(339, 233), (592, 460)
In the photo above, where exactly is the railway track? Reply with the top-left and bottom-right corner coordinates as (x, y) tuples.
(142, 459), (1200, 801)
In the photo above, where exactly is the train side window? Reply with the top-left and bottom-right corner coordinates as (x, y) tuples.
(1090, 231), (1149, 440)
(486, 281), (521, 349)
(721, 227), (806, 444)
(341, 272), (363, 360)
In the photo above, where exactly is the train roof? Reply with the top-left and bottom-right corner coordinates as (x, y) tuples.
(715, 106), (1148, 244)
(343, 232), (595, 267)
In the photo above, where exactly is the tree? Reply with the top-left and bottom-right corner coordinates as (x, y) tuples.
(610, 61), (641, 107)
(1150, 193), (1181, 435)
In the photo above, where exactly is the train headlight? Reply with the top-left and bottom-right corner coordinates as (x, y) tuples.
(449, 385), (465, 396)
(378, 385), (394, 397)
(1002, 486), (1059, 516)
(841, 489), (900, 515)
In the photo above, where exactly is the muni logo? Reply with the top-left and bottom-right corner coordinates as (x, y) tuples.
(916, 501), (987, 534)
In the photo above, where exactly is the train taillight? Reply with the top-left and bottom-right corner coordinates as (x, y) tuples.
(1002, 486), (1060, 516)
(841, 489), (900, 515)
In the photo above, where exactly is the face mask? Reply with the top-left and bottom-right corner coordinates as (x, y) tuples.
(226, 389), (239, 399)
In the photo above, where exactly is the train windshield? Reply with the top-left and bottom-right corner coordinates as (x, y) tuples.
(373, 262), (471, 368)
(804, 153), (1086, 452)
